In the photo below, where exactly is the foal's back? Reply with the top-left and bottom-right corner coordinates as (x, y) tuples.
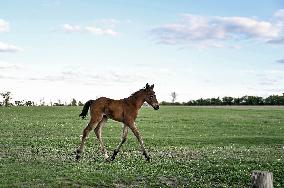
(90, 97), (125, 122)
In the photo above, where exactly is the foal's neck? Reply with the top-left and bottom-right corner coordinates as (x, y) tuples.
(128, 90), (145, 110)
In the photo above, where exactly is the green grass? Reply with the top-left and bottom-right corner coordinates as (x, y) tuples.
(1, 106), (284, 187)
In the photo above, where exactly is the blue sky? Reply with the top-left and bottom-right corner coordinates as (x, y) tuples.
(0, 0), (284, 103)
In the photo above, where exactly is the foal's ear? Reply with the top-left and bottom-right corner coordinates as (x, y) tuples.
(146, 83), (150, 89)
(150, 84), (154, 89)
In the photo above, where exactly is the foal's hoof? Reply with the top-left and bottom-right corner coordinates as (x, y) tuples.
(143, 152), (151, 162)
(111, 150), (118, 161)
(110, 155), (116, 161)
(75, 155), (81, 161)
(75, 149), (82, 161)
(76, 149), (82, 154)
(145, 156), (151, 162)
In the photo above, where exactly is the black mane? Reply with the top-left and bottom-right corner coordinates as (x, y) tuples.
(125, 88), (146, 100)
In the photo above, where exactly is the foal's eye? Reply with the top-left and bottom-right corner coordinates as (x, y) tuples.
(150, 95), (154, 99)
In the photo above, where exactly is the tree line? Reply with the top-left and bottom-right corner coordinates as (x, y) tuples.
(161, 94), (284, 106)
(0, 92), (84, 107)
(1, 91), (284, 107)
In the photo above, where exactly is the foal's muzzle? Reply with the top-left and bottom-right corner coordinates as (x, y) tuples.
(153, 105), (159, 110)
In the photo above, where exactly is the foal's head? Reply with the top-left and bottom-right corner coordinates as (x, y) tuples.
(144, 83), (159, 110)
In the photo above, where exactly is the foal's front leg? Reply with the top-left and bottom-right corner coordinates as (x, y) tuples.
(128, 123), (150, 161)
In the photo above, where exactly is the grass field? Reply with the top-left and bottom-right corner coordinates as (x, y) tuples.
(1, 106), (284, 187)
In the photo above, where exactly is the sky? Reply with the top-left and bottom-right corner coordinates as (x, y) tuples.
(0, 0), (284, 104)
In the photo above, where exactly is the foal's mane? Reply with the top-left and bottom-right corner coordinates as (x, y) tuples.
(125, 88), (146, 100)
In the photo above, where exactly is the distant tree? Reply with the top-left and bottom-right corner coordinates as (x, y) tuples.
(264, 95), (284, 105)
(15, 100), (25, 106)
(52, 99), (63, 106)
(239, 96), (248, 105)
(203, 98), (211, 105)
(53, 103), (64, 106)
(161, 94), (284, 106)
(281, 94), (284, 105)
(233, 97), (242, 105)
(53, 100), (64, 106)
(247, 96), (263, 105)
(171, 92), (177, 103)
(160, 101), (168, 105)
(39, 98), (45, 106)
(264, 95), (275, 105)
(196, 98), (205, 105)
(222, 96), (234, 105)
(186, 100), (196, 106)
(70, 98), (77, 106)
(78, 101), (84, 106)
(173, 102), (182, 105)
(210, 97), (222, 105)
(25, 101), (34, 106)
(0, 92), (12, 107)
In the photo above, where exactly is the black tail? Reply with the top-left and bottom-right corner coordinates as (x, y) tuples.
(79, 100), (94, 119)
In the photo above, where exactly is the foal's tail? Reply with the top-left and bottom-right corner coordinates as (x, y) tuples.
(79, 100), (94, 119)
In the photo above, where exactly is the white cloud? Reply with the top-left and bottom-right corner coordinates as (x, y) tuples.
(241, 69), (284, 94)
(85, 26), (118, 36)
(41, 0), (61, 7)
(0, 63), (171, 103)
(0, 20), (22, 53)
(0, 19), (9, 32)
(265, 10), (284, 44)
(0, 64), (160, 88)
(276, 59), (284, 64)
(150, 13), (282, 46)
(256, 70), (284, 87)
(267, 37), (284, 44)
(28, 68), (145, 83)
(0, 41), (23, 53)
(274, 9), (284, 20)
(99, 18), (120, 28)
(62, 24), (81, 33)
(61, 23), (118, 36)
(216, 16), (280, 39)
(0, 61), (22, 70)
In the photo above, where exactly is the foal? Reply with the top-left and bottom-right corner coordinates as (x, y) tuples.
(76, 83), (159, 161)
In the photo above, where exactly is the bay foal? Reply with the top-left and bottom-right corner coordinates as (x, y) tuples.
(76, 83), (159, 161)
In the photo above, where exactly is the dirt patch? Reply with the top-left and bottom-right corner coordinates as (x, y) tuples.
(158, 176), (178, 187)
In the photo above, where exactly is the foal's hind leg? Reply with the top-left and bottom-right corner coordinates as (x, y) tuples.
(111, 124), (128, 161)
(94, 117), (109, 160)
(76, 116), (102, 160)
